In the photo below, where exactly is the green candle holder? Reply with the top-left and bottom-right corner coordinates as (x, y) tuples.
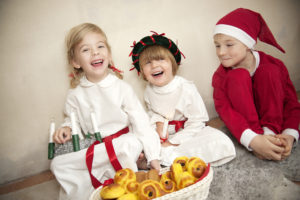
(72, 134), (80, 152)
(95, 132), (102, 142)
(48, 142), (55, 159)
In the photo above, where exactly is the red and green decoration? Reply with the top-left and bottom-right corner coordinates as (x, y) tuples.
(129, 31), (185, 73)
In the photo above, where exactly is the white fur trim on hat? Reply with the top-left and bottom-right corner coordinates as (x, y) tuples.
(214, 24), (256, 49)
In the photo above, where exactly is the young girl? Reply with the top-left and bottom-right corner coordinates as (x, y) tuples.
(212, 8), (300, 161)
(50, 23), (161, 200)
(130, 32), (236, 167)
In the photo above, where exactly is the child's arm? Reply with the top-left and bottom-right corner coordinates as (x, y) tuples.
(249, 134), (284, 160)
(156, 122), (170, 143)
(53, 126), (72, 144)
(150, 159), (161, 171)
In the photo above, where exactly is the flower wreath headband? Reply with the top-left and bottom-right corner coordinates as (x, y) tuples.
(129, 31), (185, 75)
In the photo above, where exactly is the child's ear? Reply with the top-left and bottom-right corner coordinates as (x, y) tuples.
(71, 59), (81, 69)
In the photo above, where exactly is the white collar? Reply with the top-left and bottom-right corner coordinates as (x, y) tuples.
(250, 50), (260, 77)
(79, 73), (117, 88)
(151, 76), (181, 94)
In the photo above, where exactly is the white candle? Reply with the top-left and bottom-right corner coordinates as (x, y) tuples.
(70, 110), (78, 135)
(90, 111), (99, 133)
(49, 119), (55, 143)
(161, 118), (169, 139)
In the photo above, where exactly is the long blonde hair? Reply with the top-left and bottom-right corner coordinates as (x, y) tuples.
(66, 23), (122, 88)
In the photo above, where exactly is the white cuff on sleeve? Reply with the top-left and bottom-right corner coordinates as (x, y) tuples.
(263, 127), (275, 135)
(282, 128), (299, 144)
(240, 129), (258, 151)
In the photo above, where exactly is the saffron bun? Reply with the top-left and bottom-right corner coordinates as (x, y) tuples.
(138, 179), (165, 200)
(176, 171), (196, 189)
(146, 169), (160, 182)
(117, 193), (139, 200)
(100, 183), (125, 199)
(160, 178), (176, 193)
(160, 171), (172, 183)
(173, 156), (189, 171)
(114, 168), (136, 187)
(186, 157), (206, 178)
(170, 163), (183, 184)
(124, 181), (139, 194)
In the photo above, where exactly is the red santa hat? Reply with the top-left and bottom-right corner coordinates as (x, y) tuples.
(213, 8), (285, 53)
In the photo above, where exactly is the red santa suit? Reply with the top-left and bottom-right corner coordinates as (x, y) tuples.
(213, 50), (300, 149)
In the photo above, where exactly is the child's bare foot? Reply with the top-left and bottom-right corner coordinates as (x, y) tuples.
(137, 153), (148, 170)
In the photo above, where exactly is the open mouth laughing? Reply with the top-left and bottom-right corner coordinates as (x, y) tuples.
(91, 59), (104, 67)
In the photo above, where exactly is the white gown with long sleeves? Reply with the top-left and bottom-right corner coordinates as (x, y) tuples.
(144, 75), (236, 166)
(51, 74), (161, 200)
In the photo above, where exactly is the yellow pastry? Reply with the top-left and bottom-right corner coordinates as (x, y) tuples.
(138, 179), (165, 200)
(160, 171), (172, 183)
(124, 181), (139, 194)
(173, 156), (189, 171)
(114, 168), (136, 188)
(100, 183), (125, 199)
(170, 163), (183, 184)
(176, 171), (196, 190)
(160, 178), (176, 193)
(117, 193), (139, 200)
(186, 157), (206, 179)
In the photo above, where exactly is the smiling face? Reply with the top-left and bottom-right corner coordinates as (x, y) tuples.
(140, 45), (177, 87)
(72, 32), (111, 83)
(213, 34), (250, 68)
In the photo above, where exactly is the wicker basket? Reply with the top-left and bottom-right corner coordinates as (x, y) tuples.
(89, 164), (213, 200)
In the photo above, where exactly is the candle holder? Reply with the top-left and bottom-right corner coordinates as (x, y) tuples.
(48, 142), (55, 159)
(48, 119), (55, 159)
(94, 132), (102, 142)
(72, 134), (80, 152)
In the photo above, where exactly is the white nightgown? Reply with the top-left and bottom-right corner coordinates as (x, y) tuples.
(51, 74), (161, 200)
(144, 75), (236, 166)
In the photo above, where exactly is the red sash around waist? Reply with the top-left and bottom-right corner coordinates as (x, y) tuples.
(160, 120), (186, 142)
(169, 120), (186, 132)
(86, 127), (129, 189)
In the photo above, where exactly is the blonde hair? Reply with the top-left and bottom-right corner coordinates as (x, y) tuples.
(139, 45), (178, 80)
(66, 23), (122, 88)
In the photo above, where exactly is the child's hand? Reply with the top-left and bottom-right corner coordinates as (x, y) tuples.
(53, 127), (72, 144)
(149, 159), (161, 171)
(156, 122), (169, 143)
(275, 134), (294, 160)
(249, 134), (284, 161)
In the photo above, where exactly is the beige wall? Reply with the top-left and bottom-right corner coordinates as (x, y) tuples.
(0, 0), (299, 184)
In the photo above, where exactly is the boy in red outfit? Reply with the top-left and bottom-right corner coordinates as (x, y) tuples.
(212, 8), (300, 161)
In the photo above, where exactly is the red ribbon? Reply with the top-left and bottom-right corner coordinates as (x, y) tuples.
(109, 66), (123, 73)
(86, 127), (129, 189)
(150, 31), (165, 36)
(169, 120), (186, 132)
(129, 41), (137, 57)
